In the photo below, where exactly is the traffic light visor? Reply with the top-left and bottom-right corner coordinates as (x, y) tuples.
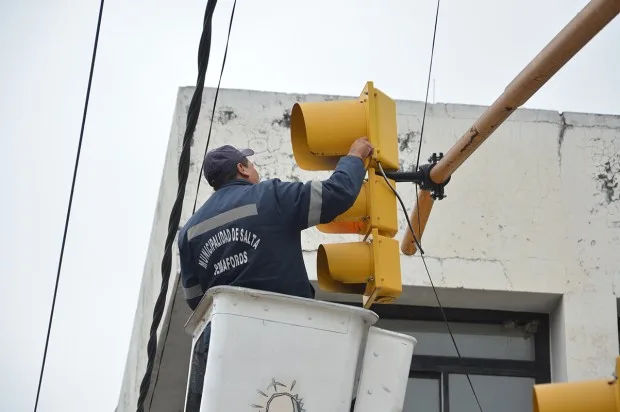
(316, 231), (402, 300)
(291, 99), (368, 171)
(317, 242), (370, 294)
(290, 81), (399, 171)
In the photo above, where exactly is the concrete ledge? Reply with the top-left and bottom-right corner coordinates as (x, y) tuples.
(314, 282), (561, 314)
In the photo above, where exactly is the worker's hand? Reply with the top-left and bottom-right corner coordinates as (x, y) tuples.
(347, 137), (374, 160)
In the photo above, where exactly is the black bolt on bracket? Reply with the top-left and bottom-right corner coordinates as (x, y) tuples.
(383, 152), (451, 200)
(418, 152), (451, 200)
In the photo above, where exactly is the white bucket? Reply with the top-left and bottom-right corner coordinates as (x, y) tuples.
(352, 327), (417, 412)
(184, 286), (379, 412)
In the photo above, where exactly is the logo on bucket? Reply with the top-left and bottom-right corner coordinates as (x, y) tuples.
(251, 378), (304, 412)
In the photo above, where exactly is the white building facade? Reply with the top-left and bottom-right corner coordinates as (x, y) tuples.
(116, 86), (620, 412)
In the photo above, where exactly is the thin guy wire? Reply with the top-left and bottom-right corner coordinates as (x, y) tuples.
(34, 0), (105, 410)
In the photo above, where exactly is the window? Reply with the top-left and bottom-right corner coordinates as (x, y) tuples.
(353, 304), (551, 412)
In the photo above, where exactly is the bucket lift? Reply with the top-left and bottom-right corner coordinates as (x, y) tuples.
(182, 286), (416, 412)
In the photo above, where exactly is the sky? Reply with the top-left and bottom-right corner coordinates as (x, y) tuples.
(1, 0), (619, 411)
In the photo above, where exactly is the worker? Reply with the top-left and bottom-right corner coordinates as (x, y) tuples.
(178, 137), (373, 310)
(178, 138), (372, 410)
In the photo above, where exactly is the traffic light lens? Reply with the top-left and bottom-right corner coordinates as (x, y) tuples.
(317, 182), (369, 234)
(316, 243), (371, 294)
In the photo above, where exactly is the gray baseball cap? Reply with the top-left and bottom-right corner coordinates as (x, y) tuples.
(203, 145), (254, 188)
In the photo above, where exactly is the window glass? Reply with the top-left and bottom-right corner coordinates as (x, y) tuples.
(374, 319), (535, 361)
(403, 377), (441, 412)
(449, 374), (535, 412)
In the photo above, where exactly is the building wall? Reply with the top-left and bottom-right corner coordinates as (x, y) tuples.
(116, 86), (620, 411)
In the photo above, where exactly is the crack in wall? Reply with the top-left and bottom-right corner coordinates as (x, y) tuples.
(429, 255), (503, 264)
(558, 112), (568, 166)
(422, 255), (514, 289)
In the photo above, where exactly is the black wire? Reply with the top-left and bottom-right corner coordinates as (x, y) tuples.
(33, 1), (105, 411)
(413, 0), (442, 244)
(415, 0), (440, 173)
(135, 0), (220, 410)
(145, 3), (236, 408)
(192, 0), (237, 214)
(417, 255), (484, 411)
(376, 164), (424, 255)
(388, 0), (483, 409)
(377, 163), (484, 412)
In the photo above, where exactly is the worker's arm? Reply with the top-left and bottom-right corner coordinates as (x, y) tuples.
(178, 230), (203, 311)
(271, 137), (373, 231)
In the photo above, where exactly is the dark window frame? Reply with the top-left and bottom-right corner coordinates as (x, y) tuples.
(342, 303), (551, 383)
(340, 303), (552, 412)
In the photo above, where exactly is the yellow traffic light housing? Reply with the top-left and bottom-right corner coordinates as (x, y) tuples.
(316, 228), (401, 304)
(290, 81), (402, 307)
(290, 81), (399, 171)
(533, 356), (620, 412)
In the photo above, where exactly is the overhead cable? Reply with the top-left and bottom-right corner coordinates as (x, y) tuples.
(34, 0), (105, 410)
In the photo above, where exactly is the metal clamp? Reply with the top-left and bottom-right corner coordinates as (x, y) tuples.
(383, 152), (451, 200)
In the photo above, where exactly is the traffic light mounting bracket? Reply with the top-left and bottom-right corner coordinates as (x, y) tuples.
(384, 152), (452, 200)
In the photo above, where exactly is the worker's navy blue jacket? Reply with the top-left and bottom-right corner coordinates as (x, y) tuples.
(178, 155), (366, 310)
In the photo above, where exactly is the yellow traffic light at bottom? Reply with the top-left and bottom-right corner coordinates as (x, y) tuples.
(316, 228), (402, 306)
(533, 356), (620, 412)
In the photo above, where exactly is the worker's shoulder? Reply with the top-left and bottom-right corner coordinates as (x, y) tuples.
(178, 198), (217, 241)
(255, 177), (307, 195)
(178, 209), (200, 243)
(246, 178), (306, 209)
